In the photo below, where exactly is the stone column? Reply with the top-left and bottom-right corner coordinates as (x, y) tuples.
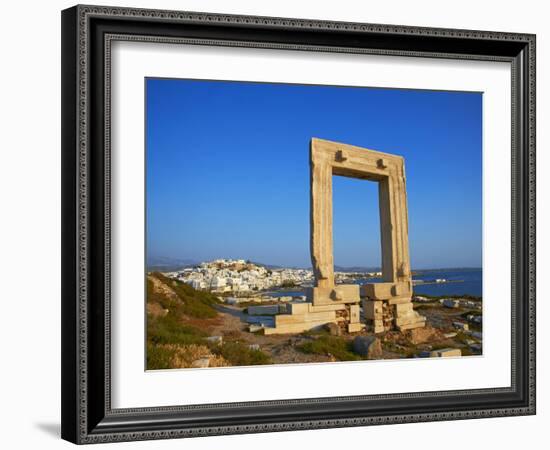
(310, 140), (334, 291)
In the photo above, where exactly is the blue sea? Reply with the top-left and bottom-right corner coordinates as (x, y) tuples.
(410, 268), (482, 297)
(268, 268), (482, 298)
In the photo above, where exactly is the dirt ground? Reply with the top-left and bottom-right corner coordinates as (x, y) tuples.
(207, 305), (335, 364)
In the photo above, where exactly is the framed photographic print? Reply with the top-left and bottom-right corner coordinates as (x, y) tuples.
(61, 4), (536, 444)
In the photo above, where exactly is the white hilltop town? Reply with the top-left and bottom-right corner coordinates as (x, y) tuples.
(163, 258), (382, 297)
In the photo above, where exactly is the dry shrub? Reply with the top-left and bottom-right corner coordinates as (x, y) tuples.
(222, 330), (242, 340)
(160, 344), (229, 369)
(147, 302), (168, 318)
(207, 355), (230, 367)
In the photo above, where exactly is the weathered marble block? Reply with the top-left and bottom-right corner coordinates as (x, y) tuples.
(430, 348), (462, 357)
(306, 284), (360, 305)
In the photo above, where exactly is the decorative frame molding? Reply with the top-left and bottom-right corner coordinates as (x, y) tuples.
(61, 4), (536, 444)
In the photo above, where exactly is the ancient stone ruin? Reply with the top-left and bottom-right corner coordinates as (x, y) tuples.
(263, 137), (425, 335)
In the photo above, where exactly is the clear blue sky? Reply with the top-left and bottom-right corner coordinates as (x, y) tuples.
(146, 78), (482, 269)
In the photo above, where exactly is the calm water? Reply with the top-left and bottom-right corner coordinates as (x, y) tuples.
(267, 268), (482, 298)
(410, 268), (482, 297)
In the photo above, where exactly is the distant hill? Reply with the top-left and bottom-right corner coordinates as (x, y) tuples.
(146, 256), (479, 274)
(147, 256), (198, 271)
(248, 261), (289, 270)
(413, 267), (482, 273)
(246, 261), (380, 272)
(334, 265), (381, 273)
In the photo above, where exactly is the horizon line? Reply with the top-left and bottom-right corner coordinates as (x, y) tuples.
(146, 258), (481, 271)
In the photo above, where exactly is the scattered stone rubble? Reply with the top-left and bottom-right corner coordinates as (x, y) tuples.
(412, 295), (433, 303)
(442, 299), (461, 308)
(325, 322), (342, 336)
(205, 336), (223, 346)
(429, 348), (462, 357)
(453, 321), (469, 331)
(353, 336), (383, 359)
(440, 298), (482, 309)
(466, 314), (482, 324)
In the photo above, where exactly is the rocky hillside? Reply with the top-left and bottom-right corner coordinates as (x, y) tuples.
(146, 272), (271, 370)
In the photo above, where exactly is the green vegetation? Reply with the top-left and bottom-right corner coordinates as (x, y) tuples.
(147, 275), (220, 369)
(147, 313), (208, 347)
(147, 278), (210, 343)
(146, 342), (175, 370)
(300, 328), (330, 338)
(382, 341), (417, 357)
(298, 335), (362, 361)
(147, 274), (271, 369)
(150, 272), (221, 318)
(280, 280), (299, 288)
(212, 341), (271, 366)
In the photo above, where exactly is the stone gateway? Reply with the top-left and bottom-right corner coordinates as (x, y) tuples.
(263, 138), (425, 335)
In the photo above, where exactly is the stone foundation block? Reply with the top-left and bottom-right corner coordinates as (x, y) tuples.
(307, 284), (360, 305)
(362, 299), (384, 320)
(395, 312), (424, 327)
(392, 282), (412, 296)
(350, 304), (360, 323)
(387, 296), (414, 305)
(274, 310), (336, 326)
(287, 302), (310, 314)
(394, 302), (414, 315)
(361, 283), (392, 300)
(263, 320), (337, 335)
(373, 319), (385, 334)
(247, 305), (280, 315)
(308, 303), (347, 313)
(397, 318), (426, 331)
(348, 323), (365, 333)
(361, 282), (411, 300)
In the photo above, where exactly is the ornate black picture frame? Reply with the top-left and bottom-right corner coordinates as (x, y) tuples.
(61, 4), (536, 444)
